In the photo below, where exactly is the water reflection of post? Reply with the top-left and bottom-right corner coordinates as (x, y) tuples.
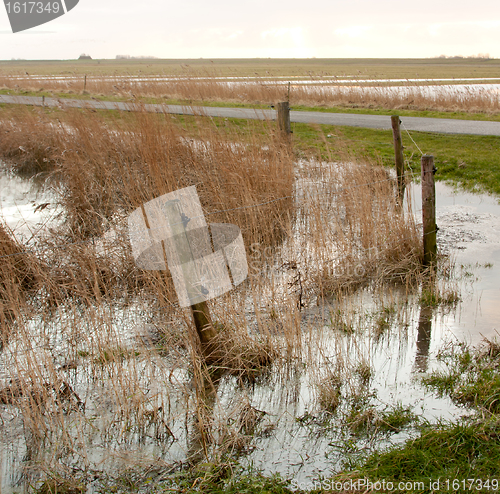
(186, 366), (221, 465)
(415, 305), (433, 373)
(414, 270), (436, 373)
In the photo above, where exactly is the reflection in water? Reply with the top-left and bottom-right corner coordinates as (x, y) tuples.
(415, 305), (433, 373)
(1, 160), (500, 491)
(187, 366), (220, 465)
(0, 163), (59, 240)
(414, 272), (436, 373)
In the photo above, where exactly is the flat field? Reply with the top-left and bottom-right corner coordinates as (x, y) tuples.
(1, 57), (500, 80)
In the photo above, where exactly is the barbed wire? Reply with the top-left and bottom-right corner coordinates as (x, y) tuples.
(401, 120), (425, 156)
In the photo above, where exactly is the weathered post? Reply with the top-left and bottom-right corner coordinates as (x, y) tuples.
(130, 187), (248, 362)
(277, 101), (291, 137)
(160, 201), (219, 358)
(190, 301), (218, 348)
(84, 74), (87, 91)
(391, 115), (405, 204)
(421, 155), (437, 266)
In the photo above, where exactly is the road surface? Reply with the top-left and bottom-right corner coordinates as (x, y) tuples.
(1, 94), (500, 136)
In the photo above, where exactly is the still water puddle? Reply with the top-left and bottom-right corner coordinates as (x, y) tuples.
(412, 181), (500, 344)
(0, 162), (499, 491)
(0, 167), (61, 242)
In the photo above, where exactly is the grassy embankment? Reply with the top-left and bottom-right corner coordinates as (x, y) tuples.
(330, 339), (500, 493)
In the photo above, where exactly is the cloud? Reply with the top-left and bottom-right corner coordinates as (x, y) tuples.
(227, 30), (243, 40)
(1, 0), (499, 59)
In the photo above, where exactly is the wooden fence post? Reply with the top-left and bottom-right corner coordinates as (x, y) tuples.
(391, 115), (405, 204)
(190, 300), (218, 351)
(159, 201), (219, 360)
(277, 101), (291, 137)
(84, 74), (87, 91)
(421, 155), (437, 266)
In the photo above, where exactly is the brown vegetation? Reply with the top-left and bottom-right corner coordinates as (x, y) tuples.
(0, 222), (39, 332)
(1, 74), (499, 114)
(0, 104), (424, 489)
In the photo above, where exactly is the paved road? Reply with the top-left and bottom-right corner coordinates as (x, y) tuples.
(2, 94), (500, 136)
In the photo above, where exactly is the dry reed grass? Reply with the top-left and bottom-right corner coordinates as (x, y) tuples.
(2, 74), (499, 114)
(0, 107), (63, 175)
(277, 155), (422, 300)
(0, 103), (426, 490)
(0, 222), (40, 339)
(0, 105), (294, 303)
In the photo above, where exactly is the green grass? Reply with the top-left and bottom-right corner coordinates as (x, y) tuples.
(290, 105), (500, 122)
(423, 341), (500, 413)
(339, 417), (500, 492)
(332, 340), (500, 492)
(375, 404), (419, 434)
(342, 401), (418, 436)
(89, 462), (298, 494)
(291, 122), (500, 197)
(419, 286), (461, 307)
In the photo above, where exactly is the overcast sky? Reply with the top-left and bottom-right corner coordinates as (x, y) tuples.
(1, 0), (499, 60)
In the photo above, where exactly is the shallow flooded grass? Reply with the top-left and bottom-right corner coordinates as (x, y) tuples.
(338, 339), (500, 493)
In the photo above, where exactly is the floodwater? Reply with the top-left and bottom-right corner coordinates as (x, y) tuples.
(0, 162), (499, 492)
(411, 181), (500, 344)
(6, 75), (500, 85)
(0, 167), (61, 242)
(4, 74), (500, 101)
